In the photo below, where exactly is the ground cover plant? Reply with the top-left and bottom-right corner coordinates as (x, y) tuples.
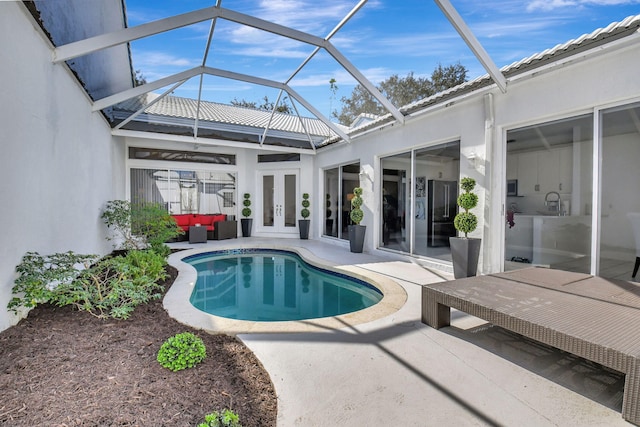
(0, 267), (277, 426)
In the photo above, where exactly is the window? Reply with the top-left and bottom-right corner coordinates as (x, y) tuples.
(130, 168), (237, 215)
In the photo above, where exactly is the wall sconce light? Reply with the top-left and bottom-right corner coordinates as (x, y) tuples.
(467, 151), (480, 168)
(359, 166), (373, 182)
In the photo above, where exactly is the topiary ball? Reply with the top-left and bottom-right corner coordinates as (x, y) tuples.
(454, 212), (478, 235)
(457, 192), (478, 211)
(157, 332), (206, 372)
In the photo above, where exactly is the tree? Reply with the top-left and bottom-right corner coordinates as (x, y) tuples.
(333, 62), (468, 126)
(230, 95), (293, 114)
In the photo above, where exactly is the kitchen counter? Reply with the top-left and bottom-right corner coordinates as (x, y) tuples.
(506, 214), (591, 266)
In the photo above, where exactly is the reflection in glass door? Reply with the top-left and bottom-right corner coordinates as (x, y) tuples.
(598, 102), (640, 280)
(504, 114), (593, 273)
(259, 170), (298, 233)
(379, 141), (460, 262)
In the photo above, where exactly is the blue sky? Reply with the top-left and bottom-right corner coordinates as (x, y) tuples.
(125, 0), (640, 119)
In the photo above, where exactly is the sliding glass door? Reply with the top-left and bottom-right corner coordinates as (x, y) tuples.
(323, 162), (360, 240)
(379, 141), (460, 262)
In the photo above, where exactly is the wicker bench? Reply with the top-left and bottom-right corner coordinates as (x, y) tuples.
(421, 267), (640, 425)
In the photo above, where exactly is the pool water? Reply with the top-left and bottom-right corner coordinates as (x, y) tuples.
(184, 249), (383, 321)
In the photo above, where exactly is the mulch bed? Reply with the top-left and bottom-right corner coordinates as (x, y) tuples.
(0, 266), (277, 426)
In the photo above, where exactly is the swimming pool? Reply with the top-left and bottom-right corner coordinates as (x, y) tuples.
(183, 249), (383, 321)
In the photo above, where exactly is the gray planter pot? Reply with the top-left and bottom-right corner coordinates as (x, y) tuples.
(241, 218), (253, 237)
(449, 237), (481, 279)
(349, 224), (366, 253)
(298, 219), (310, 239)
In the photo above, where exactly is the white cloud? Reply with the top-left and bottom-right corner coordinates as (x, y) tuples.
(133, 51), (198, 68)
(527, 0), (640, 11)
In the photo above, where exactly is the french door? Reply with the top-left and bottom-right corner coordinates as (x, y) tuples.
(258, 170), (298, 233)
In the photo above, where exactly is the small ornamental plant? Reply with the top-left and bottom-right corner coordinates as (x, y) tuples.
(241, 193), (251, 218)
(349, 187), (364, 225)
(301, 193), (310, 219)
(157, 332), (206, 372)
(453, 177), (479, 238)
(198, 409), (242, 427)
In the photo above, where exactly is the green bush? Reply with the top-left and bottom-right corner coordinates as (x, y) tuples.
(101, 200), (182, 252)
(157, 332), (207, 372)
(198, 409), (242, 427)
(8, 251), (100, 312)
(301, 193), (310, 219)
(454, 177), (478, 237)
(8, 250), (167, 320)
(242, 193), (252, 218)
(349, 187), (364, 225)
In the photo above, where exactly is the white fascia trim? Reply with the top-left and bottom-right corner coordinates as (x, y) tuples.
(113, 129), (316, 155)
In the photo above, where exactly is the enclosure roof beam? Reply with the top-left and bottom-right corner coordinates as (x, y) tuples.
(92, 67), (202, 111)
(435, 0), (507, 93)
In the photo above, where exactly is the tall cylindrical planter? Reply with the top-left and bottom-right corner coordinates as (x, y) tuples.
(299, 219), (310, 240)
(449, 237), (481, 279)
(349, 224), (366, 253)
(241, 218), (253, 237)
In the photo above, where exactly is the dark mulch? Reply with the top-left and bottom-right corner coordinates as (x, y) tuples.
(0, 266), (277, 426)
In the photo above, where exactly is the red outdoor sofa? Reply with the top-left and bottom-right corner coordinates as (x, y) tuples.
(171, 214), (236, 240)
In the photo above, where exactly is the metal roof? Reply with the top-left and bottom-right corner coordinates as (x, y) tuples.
(114, 93), (334, 138)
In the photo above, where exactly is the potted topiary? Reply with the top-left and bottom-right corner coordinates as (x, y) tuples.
(241, 193), (252, 237)
(450, 177), (481, 278)
(348, 187), (366, 253)
(299, 193), (311, 239)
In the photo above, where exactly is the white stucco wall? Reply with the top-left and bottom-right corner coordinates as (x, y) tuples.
(315, 35), (640, 274)
(0, 3), (126, 331)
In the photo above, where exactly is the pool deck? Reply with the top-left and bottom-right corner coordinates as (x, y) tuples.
(167, 237), (628, 427)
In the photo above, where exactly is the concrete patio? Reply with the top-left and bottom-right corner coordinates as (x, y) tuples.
(168, 238), (628, 426)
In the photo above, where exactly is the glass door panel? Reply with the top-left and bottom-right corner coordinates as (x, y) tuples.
(284, 174), (296, 228)
(324, 168), (339, 237)
(262, 174), (275, 227)
(598, 102), (640, 280)
(258, 170), (298, 233)
(505, 115), (592, 272)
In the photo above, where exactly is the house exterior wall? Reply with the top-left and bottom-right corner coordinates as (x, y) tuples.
(316, 35), (640, 274)
(0, 3), (126, 331)
(123, 136), (317, 238)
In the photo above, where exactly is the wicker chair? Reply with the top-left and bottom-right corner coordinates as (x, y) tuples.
(628, 212), (640, 279)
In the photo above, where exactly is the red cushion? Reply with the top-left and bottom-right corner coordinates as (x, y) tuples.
(172, 215), (190, 226)
(212, 214), (226, 223)
(199, 215), (215, 226)
(189, 215), (202, 226)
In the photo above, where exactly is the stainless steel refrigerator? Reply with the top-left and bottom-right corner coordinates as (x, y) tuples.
(427, 180), (458, 247)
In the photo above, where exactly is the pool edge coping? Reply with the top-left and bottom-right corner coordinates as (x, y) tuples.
(163, 242), (408, 335)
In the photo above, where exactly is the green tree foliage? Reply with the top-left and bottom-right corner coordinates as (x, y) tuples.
(333, 63), (468, 126)
(101, 200), (182, 254)
(230, 95), (292, 114)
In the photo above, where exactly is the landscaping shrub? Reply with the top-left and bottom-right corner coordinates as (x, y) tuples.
(157, 332), (207, 372)
(8, 251), (100, 312)
(101, 200), (182, 252)
(9, 249), (167, 320)
(198, 409), (242, 427)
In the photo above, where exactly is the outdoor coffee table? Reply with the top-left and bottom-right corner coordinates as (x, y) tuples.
(188, 225), (207, 243)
